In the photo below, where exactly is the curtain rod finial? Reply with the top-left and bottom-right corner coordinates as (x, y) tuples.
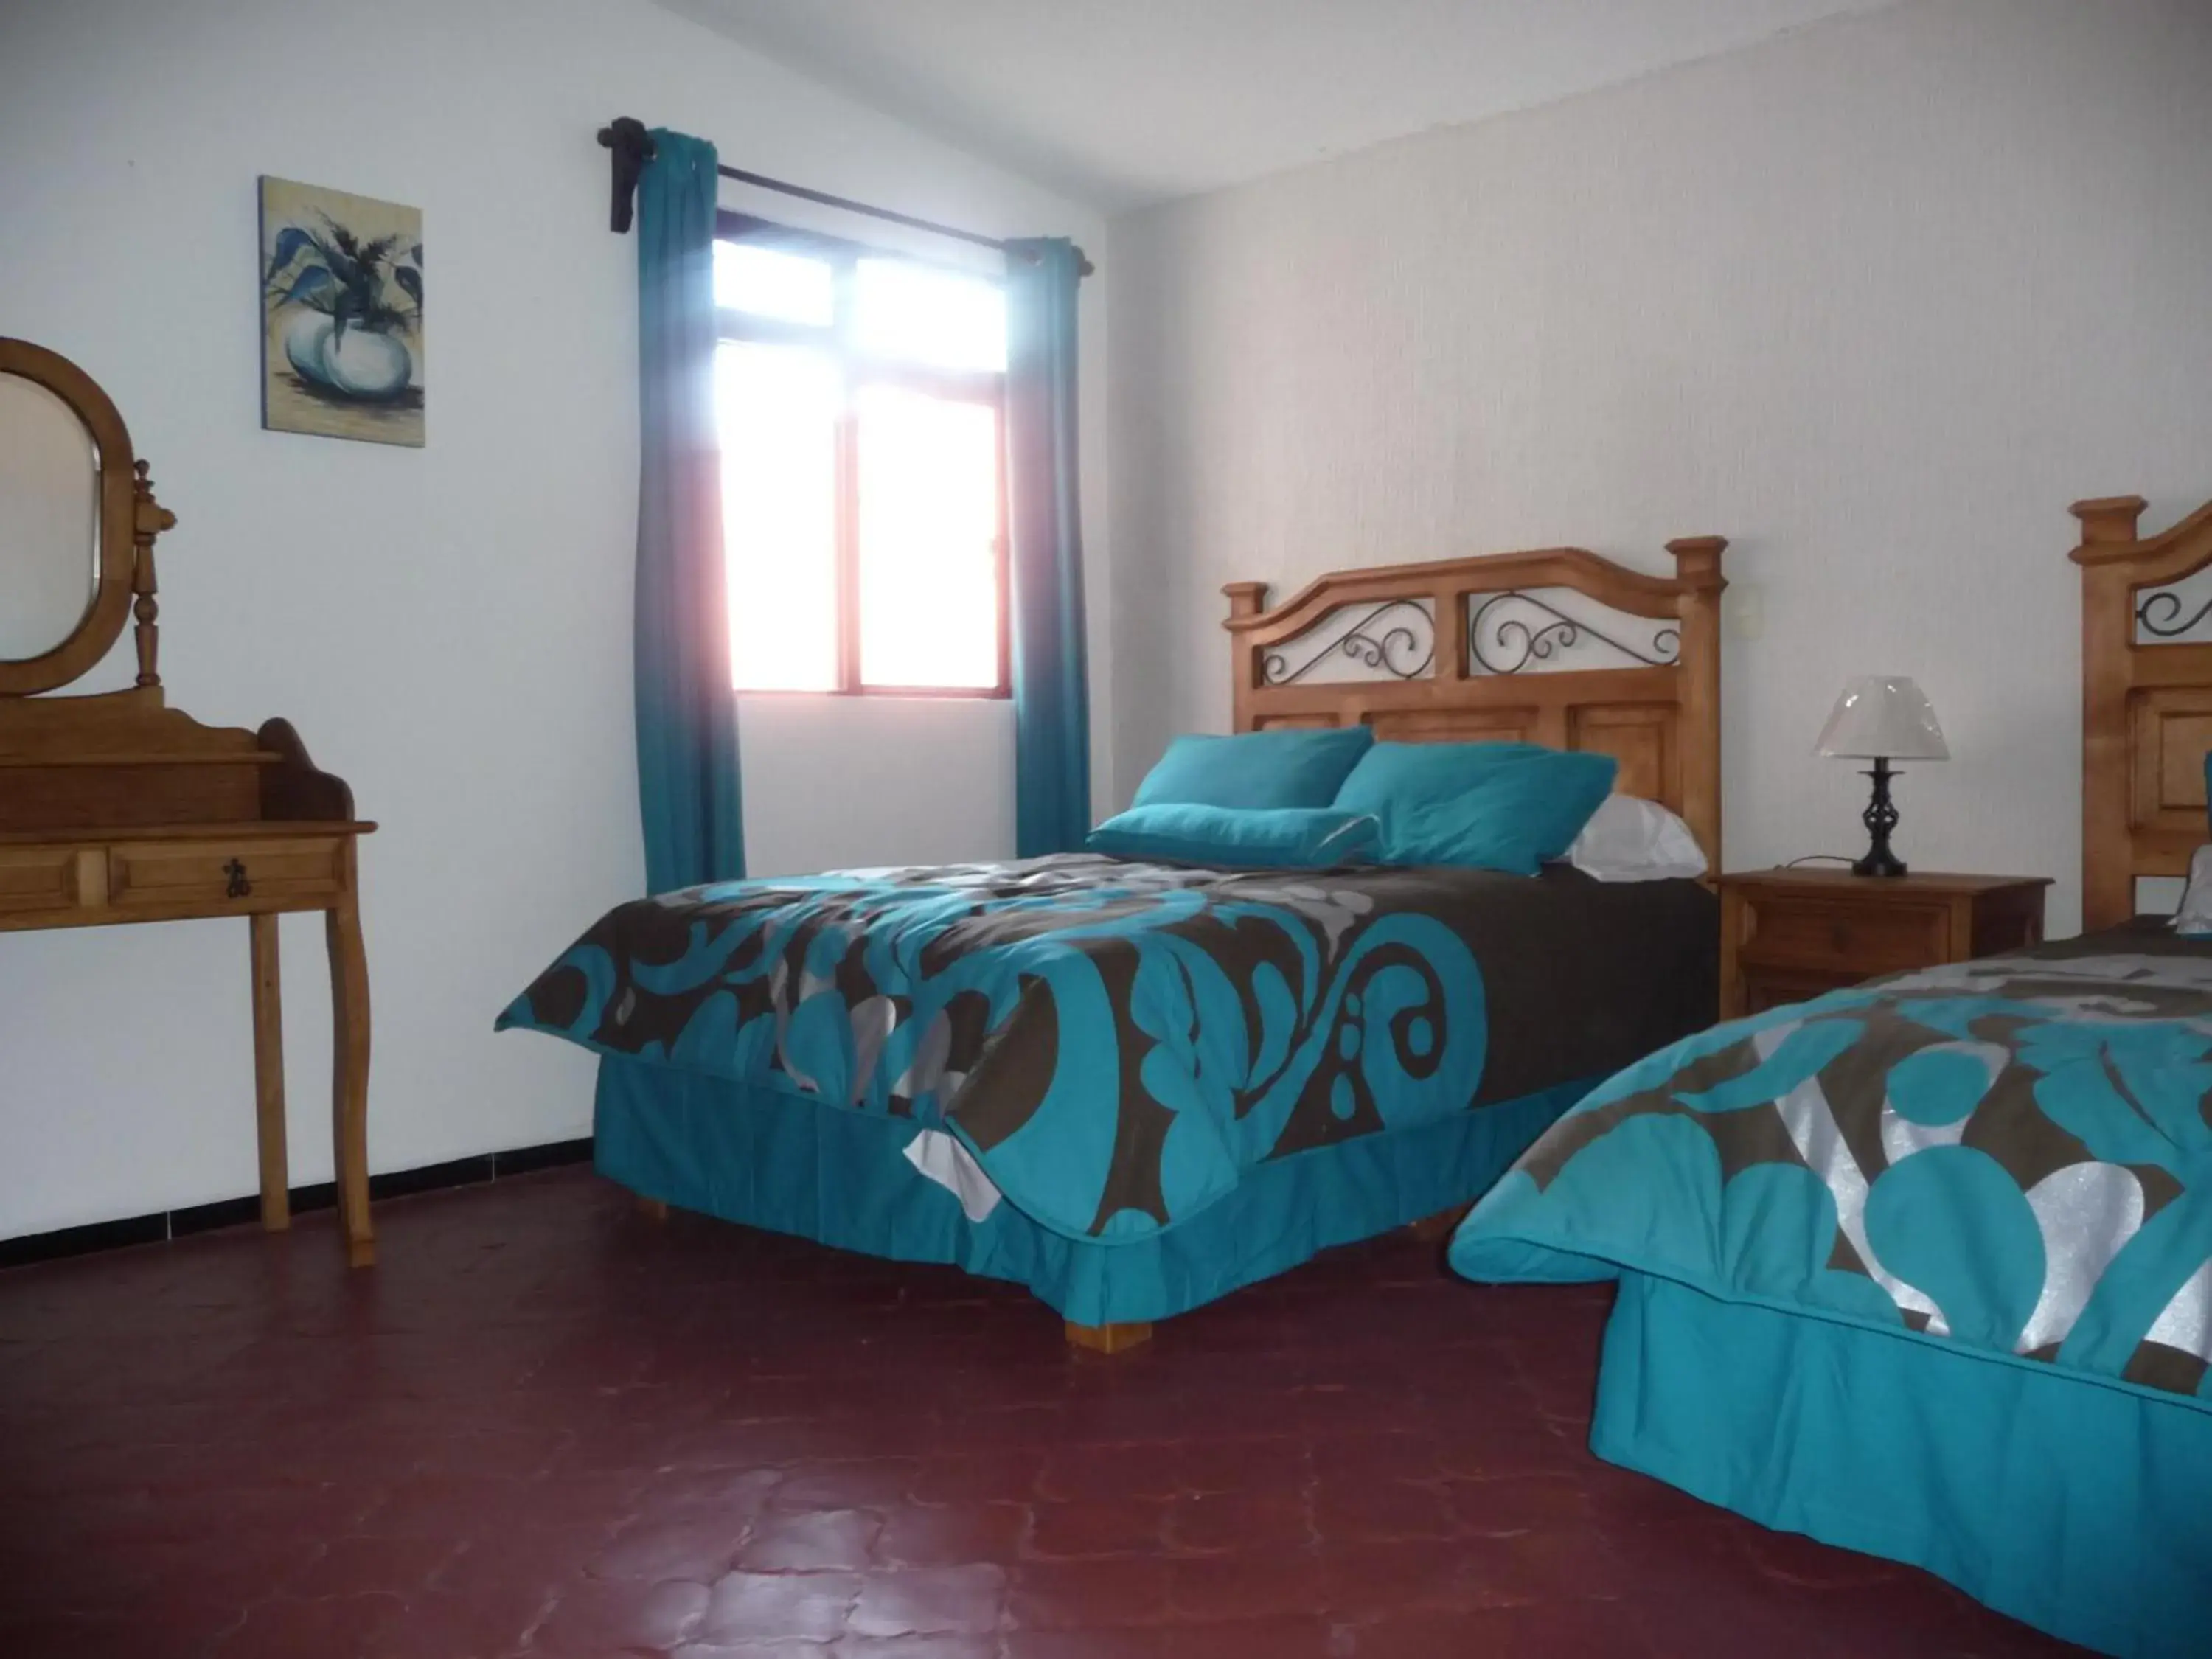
(597, 116), (657, 234)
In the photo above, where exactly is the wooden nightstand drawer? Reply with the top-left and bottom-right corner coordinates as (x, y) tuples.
(108, 836), (344, 913)
(1737, 897), (1949, 975)
(1717, 869), (2051, 1020)
(1739, 966), (1866, 1015)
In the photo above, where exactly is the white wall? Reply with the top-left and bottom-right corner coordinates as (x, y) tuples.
(0, 0), (1109, 1238)
(1108, 0), (2212, 937)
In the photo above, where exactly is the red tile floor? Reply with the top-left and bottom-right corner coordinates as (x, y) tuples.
(0, 1168), (2085, 1659)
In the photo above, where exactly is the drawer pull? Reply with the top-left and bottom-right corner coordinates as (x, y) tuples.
(224, 858), (251, 898)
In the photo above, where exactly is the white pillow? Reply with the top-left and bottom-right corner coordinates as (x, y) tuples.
(2172, 845), (2212, 935)
(1565, 794), (1709, 883)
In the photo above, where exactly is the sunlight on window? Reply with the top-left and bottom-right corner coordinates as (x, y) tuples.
(717, 341), (841, 691)
(714, 243), (835, 327)
(855, 386), (1001, 689)
(713, 229), (1011, 696)
(855, 260), (1006, 373)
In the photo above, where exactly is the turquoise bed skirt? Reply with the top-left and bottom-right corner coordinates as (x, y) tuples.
(1593, 1273), (2212, 1658)
(593, 1055), (1591, 1327)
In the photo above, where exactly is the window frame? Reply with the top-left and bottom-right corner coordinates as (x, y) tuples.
(713, 210), (1012, 700)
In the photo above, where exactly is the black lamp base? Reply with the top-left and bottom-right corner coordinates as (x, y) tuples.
(1853, 757), (1907, 877)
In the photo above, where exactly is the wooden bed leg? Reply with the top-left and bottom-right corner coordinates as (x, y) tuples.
(1065, 1320), (1152, 1354)
(1409, 1203), (1472, 1242)
(636, 1195), (669, 1222)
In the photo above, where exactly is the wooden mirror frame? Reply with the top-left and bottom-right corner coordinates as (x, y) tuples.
(0, 338), (174, 696)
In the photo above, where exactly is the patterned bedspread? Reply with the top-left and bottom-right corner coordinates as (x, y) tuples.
(1451, 927), (2212, 1406)
(500, 854), (1714, 1242)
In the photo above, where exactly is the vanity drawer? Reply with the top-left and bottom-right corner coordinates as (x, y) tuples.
(0, 845), (86, 919)
(108, 837), (344, 911)
(1737, 897), (1950, 975)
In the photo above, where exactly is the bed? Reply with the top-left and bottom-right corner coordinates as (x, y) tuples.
(501, 533), (1731, 1350)
(1449, 494), (2212, 1658)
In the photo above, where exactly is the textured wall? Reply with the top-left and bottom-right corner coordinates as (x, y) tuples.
(0, 0), (1107, 1237)
(1108, 0), (2212, 935)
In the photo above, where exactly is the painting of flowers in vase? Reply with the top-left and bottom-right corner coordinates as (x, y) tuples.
(260, 176), (424, 445)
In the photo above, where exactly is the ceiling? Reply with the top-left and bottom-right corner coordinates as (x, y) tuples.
(662, 0), (1895, 212)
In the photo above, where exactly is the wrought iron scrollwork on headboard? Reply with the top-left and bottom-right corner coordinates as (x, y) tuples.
(1467, 591), (1680, 675)
(1262, 599), (1436, 685)
(2136, 587), (2212, 640)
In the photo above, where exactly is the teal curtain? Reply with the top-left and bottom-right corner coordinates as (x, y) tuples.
(1005, 238), (1091, 857)
(633, 128), (745, 892)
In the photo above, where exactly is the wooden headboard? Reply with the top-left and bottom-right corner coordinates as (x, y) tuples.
(2071, 494), (2212, 929)
(1222, 537), (1728, 866)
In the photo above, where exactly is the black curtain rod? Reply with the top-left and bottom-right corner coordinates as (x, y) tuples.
(596, 117), (1093, 277)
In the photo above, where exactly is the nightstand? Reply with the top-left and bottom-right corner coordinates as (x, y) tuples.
(1717, 868), (2052, 1019)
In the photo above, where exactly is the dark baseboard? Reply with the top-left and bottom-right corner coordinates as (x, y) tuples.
(0, 1138), (594, 1271)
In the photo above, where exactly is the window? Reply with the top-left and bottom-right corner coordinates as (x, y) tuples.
(713, 217), (1009, 695)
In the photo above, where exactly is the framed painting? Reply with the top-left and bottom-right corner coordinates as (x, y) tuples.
(259, 177), (424, 446)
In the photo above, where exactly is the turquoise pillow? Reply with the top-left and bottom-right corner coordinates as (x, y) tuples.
(1087, 804), (1382, 869)
(1333, 740), (1552, 842)
(1335, 741), (1618, 874)
(1132, 728), (1374, 811)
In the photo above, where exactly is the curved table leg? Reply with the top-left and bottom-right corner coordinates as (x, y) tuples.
(327, 891), (374, 1267)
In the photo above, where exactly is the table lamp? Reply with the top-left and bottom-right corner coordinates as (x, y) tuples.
(1815, 676), (1948, 877)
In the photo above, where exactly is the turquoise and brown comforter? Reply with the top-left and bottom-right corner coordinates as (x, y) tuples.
(1451, 923), (2212, 1406)
(500, 854), (1714, 1242)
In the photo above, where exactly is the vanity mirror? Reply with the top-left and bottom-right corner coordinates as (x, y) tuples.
(0, 372), (99, 663)
(0, 341), (164, 691)
(0, 338), (380, 1266)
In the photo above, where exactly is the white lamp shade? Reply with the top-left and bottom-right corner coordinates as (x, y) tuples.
(1815, 675), (1949, 760)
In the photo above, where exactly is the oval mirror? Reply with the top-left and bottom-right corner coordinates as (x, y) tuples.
(0, 369), (101, 662)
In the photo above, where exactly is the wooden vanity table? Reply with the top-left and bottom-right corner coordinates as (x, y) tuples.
(0, 338), (377, 1265)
